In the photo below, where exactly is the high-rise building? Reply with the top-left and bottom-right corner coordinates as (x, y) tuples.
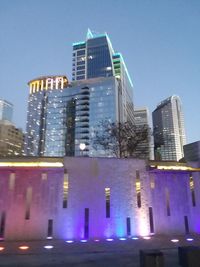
(152, 95), (186, 161)
(184, 141), (200, 163)
(0, 120), (24, 156)
(72, 29), (134, 124)
(134, 107), (154, 160)
(0, 99), (13, 122)
(25, 31), (134, 157)
(25, 75), (127, 157)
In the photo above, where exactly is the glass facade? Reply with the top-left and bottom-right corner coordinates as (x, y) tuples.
(152, 95), (186, 161)
(72, 30), (134, 125)
(25, 76), (118, 157)
(0, 99), (13, 122)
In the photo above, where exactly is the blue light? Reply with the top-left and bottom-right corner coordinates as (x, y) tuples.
(119, 237), (126, 241)
(80, 240), (87, 243)
(132, 237), (139, 240)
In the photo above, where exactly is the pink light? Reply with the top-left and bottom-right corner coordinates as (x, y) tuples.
(106, 238), (113, 242)
(94, 239), (100, 242)
(19, 245), (29, 250)
(143, 236), (151, 240)
(0, 247), (5, 251)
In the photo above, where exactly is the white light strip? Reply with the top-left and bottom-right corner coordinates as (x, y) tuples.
(0, 162), (63, 167)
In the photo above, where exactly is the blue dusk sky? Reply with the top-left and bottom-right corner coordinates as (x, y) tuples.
(0, 0), (199, 143)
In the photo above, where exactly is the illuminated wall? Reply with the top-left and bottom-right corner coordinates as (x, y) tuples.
(0, 157), (199, 241)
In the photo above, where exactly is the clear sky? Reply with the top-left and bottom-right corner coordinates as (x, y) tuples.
(0, 0), (199, 143)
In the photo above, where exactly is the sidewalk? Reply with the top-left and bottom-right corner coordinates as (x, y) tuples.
(0, 235), (199, 266)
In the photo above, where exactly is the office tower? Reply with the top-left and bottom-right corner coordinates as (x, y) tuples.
(72, 29), (134, 124)
(25, 75), (123, 157)
(0, 120), (24, 157)
(184, 141), (200, 163)
(25, 31), (135, 157)
(0, 99), (13, 122)
(152, 95), (186, 161)
(134, 107), (154, 160)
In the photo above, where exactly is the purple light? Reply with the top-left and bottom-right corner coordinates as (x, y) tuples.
(80, 240), (87, 243)
(94, 239), (100, 242)
(106, 238), (114, 242)
(46, 236), (52, 240)
(186, 238), (194, 242)
(65, 240), (74, 243)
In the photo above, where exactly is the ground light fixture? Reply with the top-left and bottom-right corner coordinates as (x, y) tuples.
(186, 238), (194, 242)
(19, 245), (29, 250)
(0, 247), (5, 251)
(106, 238), (114, 242)
(44, 245), (54, 249)
(119, 237), (126, 241)
(80, 240), (87, 243)
(65, 240), (74, 243)
(171, 239), (179, 243)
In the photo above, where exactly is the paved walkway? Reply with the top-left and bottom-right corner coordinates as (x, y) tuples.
(0, 235), (199, 266)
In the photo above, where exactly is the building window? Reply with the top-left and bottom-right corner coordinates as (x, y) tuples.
(0, 211), (6, 238)
(126, 217), (131, 236)
(149, 207), (154, 234)
(9, 172), (15, 190)
(165, 188), (170, 216)
(84, 208), (89, 239)
(47, 219), (53, 238)
(105, 188), (110, 218)
(41, 172), (47, 181)
(190, 174), (196, 207)
(25, 187), (32, 220)
(184, 215), (189, 234)
(136, 170), (141, 208)
(63, 169), (69, 208)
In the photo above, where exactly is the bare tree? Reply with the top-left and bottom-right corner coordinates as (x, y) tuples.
(92, 120), (150, 158)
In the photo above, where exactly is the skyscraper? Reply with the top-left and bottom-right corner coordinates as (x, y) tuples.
(152, 95), (186, 161)
(25, 31), (134, 157)
(72, 29), (134, 124)
(0, 99), (13, 122)
(134, 107), (154, 160)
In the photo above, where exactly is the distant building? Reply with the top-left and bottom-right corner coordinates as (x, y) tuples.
(0, 120), (24, 157)
(134, 107), (154, 160)
(184, 141), (200, 163)
(0, 99), (13, 122)
(152, 95), (186, 161)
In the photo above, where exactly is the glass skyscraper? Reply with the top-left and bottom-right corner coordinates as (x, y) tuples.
(152, 95), (186, 161)
(0, 99), (13, 122)
(25, 30), (134, 157)
(72, 29), (134, 124)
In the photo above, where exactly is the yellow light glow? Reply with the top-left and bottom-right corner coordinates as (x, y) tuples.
(0, 162), (63, 168)
(150, 165), (200, 172)
(19, 245), (29, 250)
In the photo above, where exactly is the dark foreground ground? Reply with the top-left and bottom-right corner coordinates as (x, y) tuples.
(0, 235), (199, 267)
